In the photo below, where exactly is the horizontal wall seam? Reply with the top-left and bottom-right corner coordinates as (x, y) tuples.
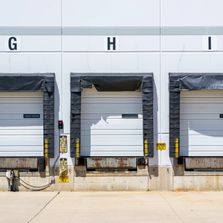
(1, 26), (223, 35)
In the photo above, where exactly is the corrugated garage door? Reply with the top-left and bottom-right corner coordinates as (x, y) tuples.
(0, 92), (43, 157)
(81, 87), (143, 157)
(180, 90), (223, 156)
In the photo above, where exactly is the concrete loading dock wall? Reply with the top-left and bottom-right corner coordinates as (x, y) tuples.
(1, 0), (223, 190)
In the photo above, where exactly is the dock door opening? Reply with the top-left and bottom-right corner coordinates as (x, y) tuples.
(81, 87), (143, 157)
(169, 73), (223, 159)
(70, 73), (154, 162)
(0, 74), (55, 170)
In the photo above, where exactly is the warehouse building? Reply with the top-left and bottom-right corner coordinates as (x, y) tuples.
(1, 0), (223, 191)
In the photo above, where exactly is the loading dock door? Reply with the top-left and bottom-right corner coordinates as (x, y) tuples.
(180, 90), (223, 156)
(81, 87), (143, 157)
(0, 92), (43, 157)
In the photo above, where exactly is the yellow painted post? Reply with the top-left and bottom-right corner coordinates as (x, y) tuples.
(76, 138), (80, 158)
(60, 135), (67, 153)
(44, 138), (49, 173)
(175, 138), (179, 158)
(144, 139), (149, 157)
(59, 158), (69, 183)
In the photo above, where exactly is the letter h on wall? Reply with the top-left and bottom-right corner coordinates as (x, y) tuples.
(107, 37), (116, 51)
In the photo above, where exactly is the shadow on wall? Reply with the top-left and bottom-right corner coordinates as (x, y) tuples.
(80, 87), (146, 158)
(180, 119), (223, 156)
(51, 81), (60, 168)
(81, 113), (144, 157)
(149, 79), (158, 177)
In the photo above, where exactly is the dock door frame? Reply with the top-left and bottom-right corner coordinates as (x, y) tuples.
(70, 73), (154, 161)
(169, 73), (223, 159)
(0, 73), (55, 159)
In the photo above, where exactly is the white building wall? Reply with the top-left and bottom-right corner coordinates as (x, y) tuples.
(0, 0), (223, 166)
(61, 0), (160, 166)
(160, 0), (223, 166)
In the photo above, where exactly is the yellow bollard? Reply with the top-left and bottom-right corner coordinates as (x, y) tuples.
(60, 135), (67, 153)
(59, 158), (69, 183)
(144, 139), (149, 157)
(44, 138), (49, 173)
(175, 138), (179, 158)
(76, 138), (80, 158)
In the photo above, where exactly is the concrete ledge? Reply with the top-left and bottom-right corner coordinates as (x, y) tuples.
(74, 176), (149, 191)
(174, 175), (223, 191)
(148, 166), (173, 191)
(184, 171), (223, 176)
(2, 165), (223, 191)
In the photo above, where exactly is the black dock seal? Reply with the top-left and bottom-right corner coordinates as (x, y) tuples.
(70, 73), (154, 158)
(169, 73), (223, 158)
(0, 73), (55, 158)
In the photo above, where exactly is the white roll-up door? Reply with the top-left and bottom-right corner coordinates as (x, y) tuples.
(0, 92), (44, 157)
(180, 90), (223, 156)
(81, 87), (143, 157)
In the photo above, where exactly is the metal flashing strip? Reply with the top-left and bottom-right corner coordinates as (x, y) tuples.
(0, 26), (223, 36)
(63, 26), (160, 35)
(0, 27), (61, 35)
(161, 26), (223, 35)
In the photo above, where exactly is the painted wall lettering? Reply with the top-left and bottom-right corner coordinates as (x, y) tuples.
(107, 37), (116, 50)
(208, 36), (212, 50)
(8, 37), (17, 50)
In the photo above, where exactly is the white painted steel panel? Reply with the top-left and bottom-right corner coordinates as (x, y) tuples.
(81, 129), (142, 135)
(82, 119), (142, 130)
(81, 88), (143, 156)
(81, 135), (142, 146)
(0, 0), (61, 26)
(161, 36), (218, 52)
(0, 36), (61, 52)
(180, 90), (223, 156)
(62, 36), (160, 52)
(161, 0), (223, 26)
(63, 0), (159, 26)
(0, 92), (43, 157)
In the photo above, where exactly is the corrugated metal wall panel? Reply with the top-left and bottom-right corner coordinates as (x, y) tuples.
(0, 92), (43, 157)
(180, 90), (223, 156)
(81, 88), (143, 157)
